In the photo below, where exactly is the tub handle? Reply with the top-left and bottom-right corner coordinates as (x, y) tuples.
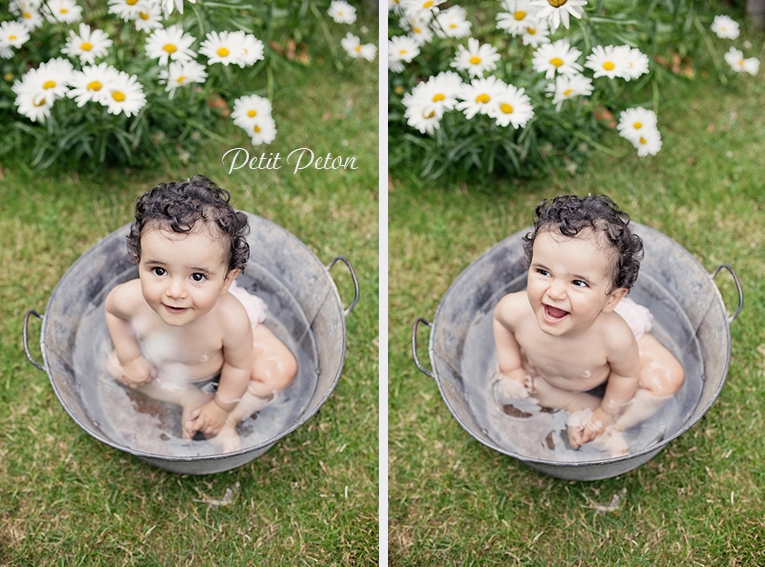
(712, 264), (743, 323)
(412, 317), (435, 379)
(327, 256), (359, 317)
(23, 310), (46, 372)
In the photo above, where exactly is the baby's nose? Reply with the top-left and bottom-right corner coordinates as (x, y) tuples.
(166, 278), (187, 298)
(547, 278), (567, 298)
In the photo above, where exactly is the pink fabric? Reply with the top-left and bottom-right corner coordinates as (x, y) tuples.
(614, 297), (653, 340)
(229, 280), (268, 327)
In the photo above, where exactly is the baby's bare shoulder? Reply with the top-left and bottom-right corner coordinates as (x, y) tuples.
(217, 293), (252, 332)
(599, 311), (636, 354)
(494, 291), (531, 324)
(105, 279), (145, 318)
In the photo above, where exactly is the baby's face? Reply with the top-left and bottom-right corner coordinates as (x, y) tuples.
(137, 223), (236, 327)
(526, 229), (625, 337)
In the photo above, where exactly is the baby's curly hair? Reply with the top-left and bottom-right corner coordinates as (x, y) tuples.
(522, 194), (643, 291)
(127, 175), (250, 273)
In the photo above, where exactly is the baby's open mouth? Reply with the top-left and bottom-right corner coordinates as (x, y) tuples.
(544, 304), (569, 322)
(164, 304), (189, 314)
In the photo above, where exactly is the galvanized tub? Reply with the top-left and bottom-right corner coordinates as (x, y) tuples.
(24, 212), (358, 475)
(413, 223), (741, 481)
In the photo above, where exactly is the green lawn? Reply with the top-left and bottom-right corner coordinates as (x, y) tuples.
(389, 51), (765, 566)
(0, 41), (378, 566)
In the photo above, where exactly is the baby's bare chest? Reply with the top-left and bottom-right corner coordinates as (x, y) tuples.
(516, 329), (611, 385)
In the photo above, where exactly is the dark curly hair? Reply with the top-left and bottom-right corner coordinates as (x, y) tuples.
(522, 195), (643, 291)
(127, 175), (250, 273)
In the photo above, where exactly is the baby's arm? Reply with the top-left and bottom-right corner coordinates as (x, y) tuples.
(569, 318), (642, 448)
(104, 283), (157, 388)
(184, 298), (254, 439)
(493, 293), (535, 395)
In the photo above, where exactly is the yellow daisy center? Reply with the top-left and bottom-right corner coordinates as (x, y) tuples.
(500, 103), (514, 114)
(563, 88), (573, 96)
(9, 34), (17, 41)
(449, 23), (457, 28)
(127, 0), (139, 5)
(527, 27), (537, 34)
(112, 91), (126, 102)
(43, 80), (56, 89)
(399, 49), (408, 55)
(34, 97), (46, 107)
(139, 11), (149, 20)
(476, 93), (491, 104)
(633, 121), (642, 129)
(514, 11), (526, 20)
(254, 125), (261, 133)
(423, 0), (434, 7)
(603, 61), (615, 71)
(639, 136), (647, 145)
(217, 47), (230, 57)
(355, 45), (361, 52)
(547, 0), (568, 7)
(81, 41), (93, 51)
(423, 109), (435, 119)
(413, 27), (421, 34)
(247, 109), (257, 117)
(469, 56), (482, 65)
(60, 8), (68, 13)
(176, 75), (187, 84)
(432, 93), (445, 102)
(22, 12), (32, 19)
(550, 57), (564, 67)
(87, 80), (102, 91)
(163, 43), (177, 53)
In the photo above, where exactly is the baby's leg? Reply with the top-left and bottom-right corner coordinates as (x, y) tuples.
(614, 333), (685, 432)
(531, 375), (602, 414)
(214, 326), (298, 446)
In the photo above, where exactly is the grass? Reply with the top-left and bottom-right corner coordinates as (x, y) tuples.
(388, 39), (765, 566)
(0, 35), (378, 567)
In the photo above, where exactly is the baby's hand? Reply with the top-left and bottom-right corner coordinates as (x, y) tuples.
(495, 368), (535, 399)
(184, 399), (231, 440)
(117, 357), (157, 389)
(567, 407), (614, 449)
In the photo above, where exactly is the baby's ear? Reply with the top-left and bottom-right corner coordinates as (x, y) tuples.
(221, 269), (241, 295)
(602, 287), (628, 313)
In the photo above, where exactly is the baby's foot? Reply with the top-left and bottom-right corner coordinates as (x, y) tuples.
(592, 430), (630, 458)
(210, 424), (242, 453)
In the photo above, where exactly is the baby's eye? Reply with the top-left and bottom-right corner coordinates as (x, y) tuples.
(536, 268), (550, 277)
(572, 279), (588, 288)
(151, 267), (167, 277)
(190, 273), (206, 283)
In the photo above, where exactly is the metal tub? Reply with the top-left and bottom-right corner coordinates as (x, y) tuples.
(413, 223), (741, 481)
(25, 213), (358, 475)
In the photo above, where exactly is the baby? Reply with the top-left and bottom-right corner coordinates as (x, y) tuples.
(493, 195), (685, 456)
(104, 175), (297, 453)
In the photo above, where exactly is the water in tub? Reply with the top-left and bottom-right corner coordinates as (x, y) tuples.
(72, 272), (317, 457)
(461, 295), (703, 462)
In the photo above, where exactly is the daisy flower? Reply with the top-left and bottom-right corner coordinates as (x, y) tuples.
(43, 0), (82, 24)
(67, 62), (120, 107)
(403, 70), (462, 131)
(231, 94), (273, 131)
(521, 19), (550, 46)
(245, 115), (277, 146)
(496, 0), (540, 36)
(1, 47), (13, 60)
(388, 35), (420, 72)
(451, 38), (501, 78)
(153, 0), (196, 16)
(388, 0), (403, 15)
(456, 75), (507, 119)
(238, 32), (265, 67)
(622, 47), (649, 81)
(341, 32), (377, 61)
(400, 14), (434, 45)
(102, 71), (146, 117)
(17, 8), (44, 31)
(9, 0), (41, 16)
(711, 15), (740, 39)
(545, 73), (593, 111)
(532, 39), (583, 79)
(585, 44), (630, 79)
(617, 107), (658, 145)
(327, 0), (357, 24)
(530, 0), (587, 30)
(200, 30), (246, 66)
(62, 23), (112, 65)
(493, 84), (534, 128)
(724, 47), (760, 75)
(0, 20), (30, 50)
(145, 24), (196, 66)
(433, 5), (472, 38)
(135, 3), (164, 32)
(400, 0), (444, 20)
(158, 60), (207, 97)
(633, 127), (662, 157)
(13, 82), (55, 122)
(108, 0), (147, 21)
